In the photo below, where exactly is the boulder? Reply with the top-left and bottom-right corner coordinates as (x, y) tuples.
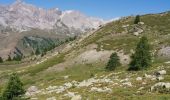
(151, 82), (170, 92)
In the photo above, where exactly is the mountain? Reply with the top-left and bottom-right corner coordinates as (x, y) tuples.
(0, 0), (104, 32)
(0, 11), (170, 99)
(0, 0), (105, 59)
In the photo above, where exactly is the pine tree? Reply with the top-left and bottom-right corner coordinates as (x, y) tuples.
(128, 36), (151, 71)
(35, 48), (40, 55)
(134, 15), (140, 24)
(2, 73), (25, 100)
(106, 53), (121, 71)
(0, 57), (3, 63)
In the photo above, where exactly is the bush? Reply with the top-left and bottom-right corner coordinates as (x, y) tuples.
(2, 73), (25, 100)
(106, 53), (121, 71)
(128, 36), (151, 71)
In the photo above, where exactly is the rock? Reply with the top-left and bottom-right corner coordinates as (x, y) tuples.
(27, 86), (38, 93)
(133, 32), (139, 36)
(31, 98), (38, 100)
(151, 82), (170, 92)
(90, 87), (112, 93)
(64, 92), (75, 97)
(46, 97), (56, 100)
(122, 82), (132, 87)
(122, 25), (129, 28)
(71, 95), (82, 100)
(64, 82), (73, 88)
(136, 77), (142, 81)
(156, 70), (166, 76)
(64, 75), (69, 79)
(138, 87), (144, 90)
(145, 74), (155, 79)
(120, 78), (129, 82)
(26, 86), (39, 96)
(158, 46), (170, 57)
(78, 78), (97, 87)
(156, 76), (164, 81)
(138, 22), (144, 25)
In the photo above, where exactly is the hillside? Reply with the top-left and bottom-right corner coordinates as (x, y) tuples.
(0, 11), (170, 100)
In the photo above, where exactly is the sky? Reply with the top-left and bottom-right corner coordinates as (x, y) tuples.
(0, 0), (170, 20)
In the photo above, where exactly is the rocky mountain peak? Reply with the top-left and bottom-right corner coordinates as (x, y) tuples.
(0, 1), (105, 32)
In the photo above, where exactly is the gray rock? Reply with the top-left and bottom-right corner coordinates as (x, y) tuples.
(151, 82), (170, 92)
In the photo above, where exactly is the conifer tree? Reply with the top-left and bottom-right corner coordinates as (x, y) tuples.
(7, 55), (12, 61)
(2, 73), (25, 100)
(106, 53), (121, 71)
(128, 36), (151, 71)
(0, 57), (3, 63)
(134, 15), (140, 24)
(35, 48), (40, 55)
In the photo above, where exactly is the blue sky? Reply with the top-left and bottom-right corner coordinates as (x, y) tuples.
(0, 0), (170, 20)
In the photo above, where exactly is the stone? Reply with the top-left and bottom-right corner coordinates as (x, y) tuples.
(64, 82), (73, 88)
(64, 92), (75, 97)
(27, 86), (38, 93)
(26, 86), (39, 96)
(136, 77), (142, 81)
(138, 87), (144, 90)
(156, 76), (164, 81)
(64, 75), (69, 79)
(71, 95), (82, 100)
(156, 70), (166, 76)
(151, 82), (170, 92)
(120, 78), (129, 82)
(133, 32), (139, 36)
(90, 87), (112, 93)
(46, 97), (56, 100)
(138, 22), (144, 25)
(122, 82), (132, 87)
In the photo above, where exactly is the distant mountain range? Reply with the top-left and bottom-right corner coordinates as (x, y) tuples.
(0, 0), (106, 59)
(0, 0), (105, 33)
